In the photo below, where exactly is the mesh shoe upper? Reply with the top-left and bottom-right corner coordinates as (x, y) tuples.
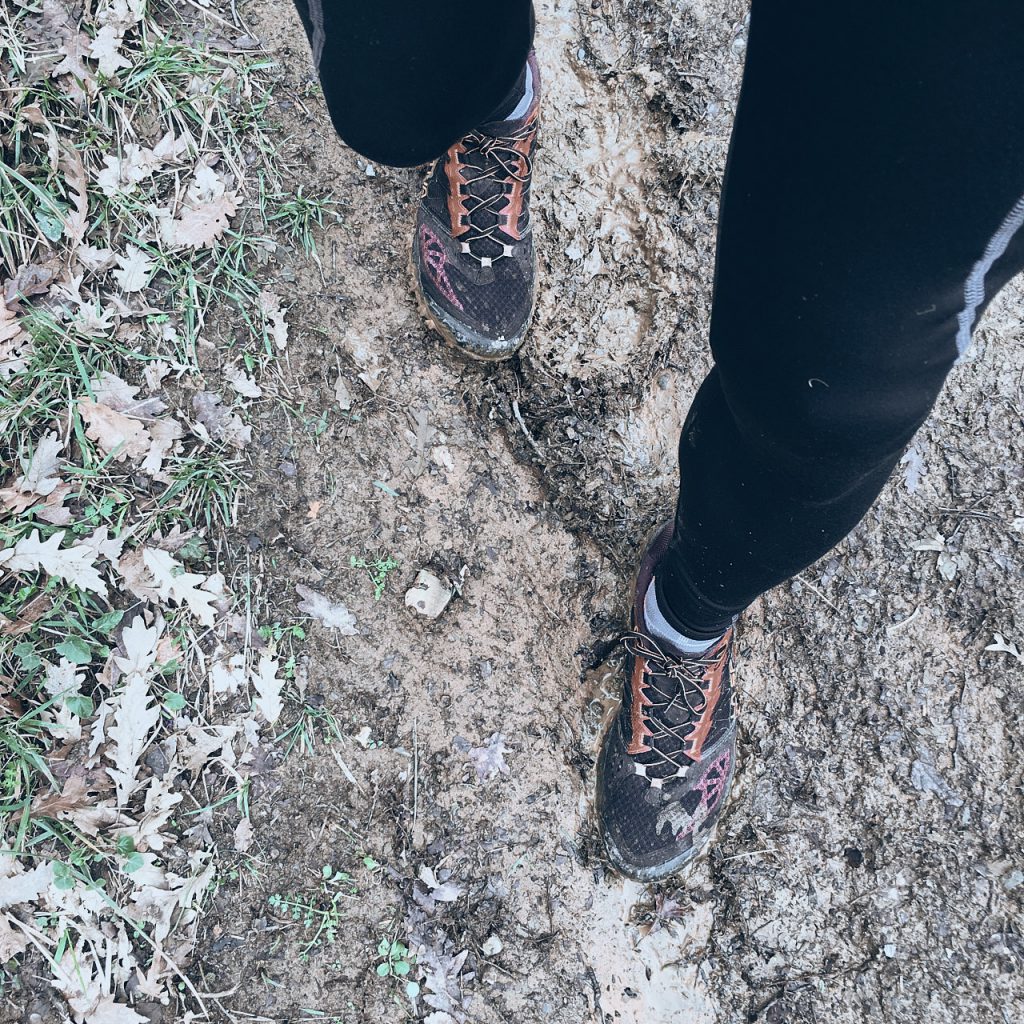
(596, 524), (738, 881)
(412, 55), (539, 359)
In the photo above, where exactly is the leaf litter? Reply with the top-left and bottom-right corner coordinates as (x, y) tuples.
(0, 0), (335, 1018)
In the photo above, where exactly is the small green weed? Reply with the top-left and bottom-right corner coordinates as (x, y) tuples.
(375, 936), (415, 979)
(349, 553), (400, 601)
(267, 863), (358, 960)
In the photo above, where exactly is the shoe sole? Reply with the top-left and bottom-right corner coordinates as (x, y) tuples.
(408, 212), (538, 363)
(595, 517), (739, 883)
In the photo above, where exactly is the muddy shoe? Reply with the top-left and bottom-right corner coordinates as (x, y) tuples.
(596, 523), (738, 881)
(411, 54), (539, 361)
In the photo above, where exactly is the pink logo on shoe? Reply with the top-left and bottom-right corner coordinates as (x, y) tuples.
(419, 224), (464, 311)
(675, 746), (731, 842)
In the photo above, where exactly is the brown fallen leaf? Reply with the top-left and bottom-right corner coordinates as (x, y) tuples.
(60, 145), (89, 249)
(31, 772), (118, 836)
(0, 913), (29, 963)
(4, 263), (56, 308)
(233, 817), (254, 853)
(0, 529), (107, 596)
(258, 290), (289, 350)
(192, 391), (251, 448)
(15, 430), (63, 497)
(160, 192), (238, 250)
(0, 304), (27, 344)
(0, 591), (53, 637)
(88, 24), (131, 77)
(78, 397), (152, 461)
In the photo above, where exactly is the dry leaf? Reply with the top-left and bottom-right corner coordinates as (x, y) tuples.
(112, 245), (154, 293)
(225, 366), (262, 398)
(5, 263), (57, 307)
(191, 392), (251, 448)
(0, 858), (54, 910)
(160, 192), (237, 249)
(84, 998), (149, 1024)
(78, 397), (152, 461)
(105, 667), (161, 806)
(32, 773), (118, 837)
(334, 374), (352, 411)
(61, 145), (89, 248)
(139, 417), (183, 481)
(0, 913), (29, 962)
(233, 817), (254, 853)
(986, 633), (1022, 662)
(178, 724), (236, 776)
(142, 548), (217, 626)
(467, 733), (510, 782)
(92, 370), (165, 417)
(88, 24), (131, 77)
(0, 529), (107, 596)
(418, 865), (466, 904)
(296, 584), (358, 634)
(210, 650), (247, 695)
(78, 245), (117, 273)
(16, 431), (63, 497)
(258, 290), (289, 350)
(95, 144), (161, 197)
(252, 656), (283, 724)
(0, 304), (32, 378)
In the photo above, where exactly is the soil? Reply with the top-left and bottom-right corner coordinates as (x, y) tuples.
(189, 2), (1024, 1023)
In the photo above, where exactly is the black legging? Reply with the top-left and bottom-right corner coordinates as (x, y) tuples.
(291, 0), (1024, 636)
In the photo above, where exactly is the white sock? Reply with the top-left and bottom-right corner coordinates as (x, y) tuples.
(643, 577), (721, 654)
(505, 67), (535, 120)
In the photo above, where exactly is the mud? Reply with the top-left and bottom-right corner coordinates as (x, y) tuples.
(193, 1), (1024, 1022)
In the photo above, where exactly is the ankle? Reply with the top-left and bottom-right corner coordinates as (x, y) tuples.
(481, 53), (537, 123)
(648, 572), (735, 645)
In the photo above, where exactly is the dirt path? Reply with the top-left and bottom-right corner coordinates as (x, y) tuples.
(192, 2), (1024, 1023)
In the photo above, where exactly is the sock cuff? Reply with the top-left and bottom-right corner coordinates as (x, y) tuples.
(653, 566), (736, 641)
(482, 53), (536, 123)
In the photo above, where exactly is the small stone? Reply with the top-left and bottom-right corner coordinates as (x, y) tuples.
(482, 934), (503, 956)
(405, 569), (453, 619)
(144, 745), (170, 778)
(365, 163), (376, 177)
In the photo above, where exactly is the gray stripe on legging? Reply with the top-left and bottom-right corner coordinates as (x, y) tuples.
(306, 0), (326, 67)
(957, 193), (1024, 356)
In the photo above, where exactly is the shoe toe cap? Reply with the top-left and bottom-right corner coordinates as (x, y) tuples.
(423, 294), (529, 361)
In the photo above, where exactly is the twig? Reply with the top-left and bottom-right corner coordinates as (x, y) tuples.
(511, 398), (545, 457)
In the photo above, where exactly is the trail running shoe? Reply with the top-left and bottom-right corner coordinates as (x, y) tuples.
(596, 522), (738, 881)
(412, 54), (540, 361)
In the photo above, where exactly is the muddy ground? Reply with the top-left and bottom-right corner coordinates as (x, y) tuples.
(188, 1), (1024, 1022)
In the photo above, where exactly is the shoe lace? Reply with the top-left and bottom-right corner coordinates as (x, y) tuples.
(621, 631), (729, 778)
(451, 123), (534, 263)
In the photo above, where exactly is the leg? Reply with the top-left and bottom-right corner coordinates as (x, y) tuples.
(290, 0), (541, 359)
(598, 0), (1024, 880)
(289, 0), (533, 166)
(657, 0), (1024, 636)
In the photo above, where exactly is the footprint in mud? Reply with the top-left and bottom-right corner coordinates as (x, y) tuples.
(586, 880), (716, 1024)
